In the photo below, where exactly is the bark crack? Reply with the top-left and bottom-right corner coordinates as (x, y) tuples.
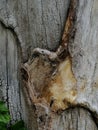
(5, 28), (9, 109)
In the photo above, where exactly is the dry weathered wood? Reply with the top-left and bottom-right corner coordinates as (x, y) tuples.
(26, 0), (98, 117)
(21, 0), (98, 129)
(0, 22), (22, 122)
(70, 0), (98, 115)
(0, 0), (70, 61)
(0, 0), (98, 130)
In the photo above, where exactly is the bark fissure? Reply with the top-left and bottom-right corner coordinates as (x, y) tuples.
(5, 25), (9, 109)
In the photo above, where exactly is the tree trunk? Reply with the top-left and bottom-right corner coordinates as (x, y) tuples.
(0, 0), (98, 130)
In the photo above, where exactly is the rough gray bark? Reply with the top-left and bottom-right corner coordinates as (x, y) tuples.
(0, 0), (98, 130)
(0, 21), (22, 122)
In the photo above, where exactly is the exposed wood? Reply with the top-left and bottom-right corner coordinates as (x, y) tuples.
(0, 0), (98, 130)
(70, 0), (98, 117)
(25, 0), (98, 117)
(21, 0), (98, 129)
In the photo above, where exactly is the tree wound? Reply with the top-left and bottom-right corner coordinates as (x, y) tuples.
(21, 0), (78, 111)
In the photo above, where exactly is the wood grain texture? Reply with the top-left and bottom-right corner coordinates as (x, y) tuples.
(0, 0), (70, 61)
(0, 22), (22, 123)
(51, 107), (98, 130)
(0, 0), (98, 130)
(69, 0), (98, 115)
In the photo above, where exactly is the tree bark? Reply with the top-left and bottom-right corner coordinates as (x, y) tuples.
(0, 0), (98, 130)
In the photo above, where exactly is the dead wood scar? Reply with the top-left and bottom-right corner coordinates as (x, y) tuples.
(21, 0), (78, 112)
